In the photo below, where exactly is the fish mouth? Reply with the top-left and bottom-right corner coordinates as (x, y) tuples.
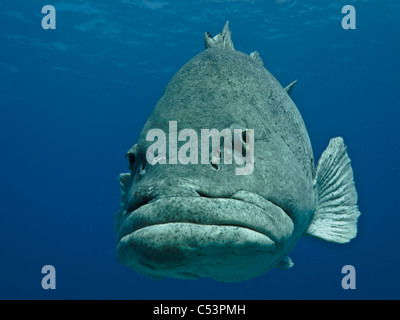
(115, 190), (294, 279)
(117, 190), (293, 244)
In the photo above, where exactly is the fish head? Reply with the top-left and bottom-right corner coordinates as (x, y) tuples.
(114, 46), (317, 282)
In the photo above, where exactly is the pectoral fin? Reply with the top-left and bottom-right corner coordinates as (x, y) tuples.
(118, 173), (131, 198)
(276, 256), (294, 270)
(305, 137), (360, 243)
(114, 173), (131, 233)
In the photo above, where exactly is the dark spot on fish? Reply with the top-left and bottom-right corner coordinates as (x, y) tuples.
(242, 130), (247, 143)
(211, 151), (221, 171)
(211, 162), (220, 171)
(241, 130), (248, 157)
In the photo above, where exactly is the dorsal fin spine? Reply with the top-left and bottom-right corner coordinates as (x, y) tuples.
(204, 21), (235, 50)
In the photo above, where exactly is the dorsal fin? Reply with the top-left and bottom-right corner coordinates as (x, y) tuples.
(249, 51), (264, 66)
(285, 80), (297, 95)
(204, 21), (234, 50)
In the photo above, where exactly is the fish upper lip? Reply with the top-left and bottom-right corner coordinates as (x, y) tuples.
(125, 189), (293, 224)
(118, 191), (294, 247)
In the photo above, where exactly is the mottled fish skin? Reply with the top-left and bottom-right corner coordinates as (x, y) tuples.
(114, 22), (360, 282)
(136, 46), (315, 222)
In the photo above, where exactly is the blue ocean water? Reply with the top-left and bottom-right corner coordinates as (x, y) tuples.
(0, 0), (399, 300)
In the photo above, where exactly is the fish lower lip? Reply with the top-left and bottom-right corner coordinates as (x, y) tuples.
(118, 195), (294, 247)
(116, 222), (277, 274)
(127, 222), (272, 244)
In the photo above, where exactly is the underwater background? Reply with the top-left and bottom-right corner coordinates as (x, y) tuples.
(0, 0), (399, 299)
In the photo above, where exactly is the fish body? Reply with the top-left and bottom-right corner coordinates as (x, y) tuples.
(114, 22), (360, 282)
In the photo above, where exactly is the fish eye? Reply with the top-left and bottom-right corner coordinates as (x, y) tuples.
(125, 153), (136, 170)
